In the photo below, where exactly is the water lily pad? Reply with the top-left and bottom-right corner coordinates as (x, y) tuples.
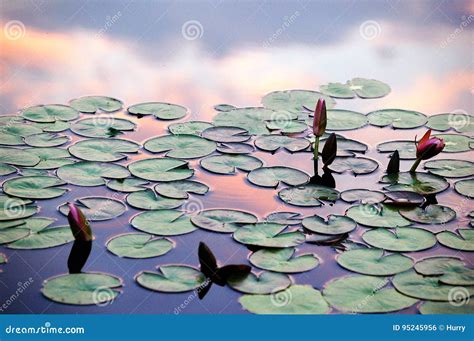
(128, 158), (193, 182)
(144, 134), (216, 159)
(57, 161), (129, 186)
(214, 104), (236, 112)
(20, 169), (49, 176)
(437, 229), (474, 251)
(233, 223), (305, 247)
(424, 159), (474, 178)
(262, 90), (335, 113)
(266, 120), (307, 134)
(0, 124), (43, 145)
(340, 189), (385, 204)
(399, 205), (456, 224)
(368, 109), (427, 129)
(0, 226), (30, 244)
(426, 113), (474, 133)
(0, 253), (6, 264)
(326, 110), (368, 131)
(213, 107), (279, 135)
(70, 96), (122, 113)
(0, 163), (16, 176)
(319, 82), (355, 98)
(454, 179), (474, 198)
(419, 301), (474, 314)
(154, 180), (209, 199)
(239, 284), (330, 314)
(23, 132), (69, 147)
(255, 135), (310, 153)
(22, 104), (79, 123)
(303, 215), (356, 235)
(329, 156), (378, 175)
(128, 102), (187, 120)
(42, 273), (122, 305)
(106, 178), (148, 192)
(168, 121), (213, 135)
(265, 212), (302, 225)
(25, 147), (74, 169)
(131, 209), (196, 236)
(69, 138), (140, 162)
(433, 134), (473, 153)
(227, 271), (291, 294)
(0, 196), (38, 221)
(346, 204), (411, 228)
(250, 248), (319, 273)
(106, 233), (173, 258)
(59, 197), (126, 221)
(126, 190), (184, 210)
(136, 265), (205, 292)
(414, 257), (474, 286)
(320, 78), (391, 99)
(248, 166), (309, 188)
(3, 175), (67, 199)
(200, 154), (262, 175)
(0, 147), (40, 166)
(71, 117), (136, 138)
(319, 137), (368, 156)
(216, 142), (254, 154)
(337, 248), (413, 276)
(34, 120), (70, 133)
(377, 140), (417, 159)
(278, 185), (340, 207)
(362, 227), (436, 252)
(323, 275), (417, 313)
(201, 127), (250, 143)
(190, 209), (257, 233)
(381, 172), (449, 195)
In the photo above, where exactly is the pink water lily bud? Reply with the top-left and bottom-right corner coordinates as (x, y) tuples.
(416, 129), (445, 160)
(313, 98), (327, 137)
(67, 203), (92, 241)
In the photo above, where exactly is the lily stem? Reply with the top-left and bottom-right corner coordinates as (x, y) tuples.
(313, 136), (320, 176)
(410, 157), (422, 173)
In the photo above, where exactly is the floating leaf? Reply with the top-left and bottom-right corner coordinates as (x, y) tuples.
(426, 113), (474, 133)
(70, 96), (122, 113)
(362, 227), (436, 252)
(25, 147), (74, 169)
(0, 124), (43, 145)
(265, 212), (302, 225)
(328, 156), (378, 175)
(320, 78), (391, 99)
(106, 178), (148, 192)
(34, 120), (70, 133)
(377, 140), (417, 159)
(420, 301), (474, 314)
(128, 158), (193, 182)
(368, 109), (427, 129)
(128, 102), (187, 120)
(69, 138), (140, 162)
(278, 185), (340, 207)
(233, 223), (305, 248)
(255, 135), (310, 153)
(250, 248), (319, 273)
(23, 132), (69, 147)
(201, 126), (250, 143)
(191, 209), (257, 233)
(399, 205), (456, 224)
(213, 107), (279, 135)
(262, 90), (336, 113)
(266, 120), (307, 134)
(346, 204), (411, 228)
(437, 229), (474, 251)
(381, 172), (449, 195)
(303, 215), (356, 235)
(136, 265), (205, 292)
(319, 137), (368, 156)
(200, 154), (262, 175)
(0, 147), (40, 166)
(0, 226), (30, 244)
(57, 161), (129, 186)
(126, 190), (184, 210)
(0, 253), (6, 264)
(0, 163), (16, 176)
(384, 191), (425, 206)
(106, 233), (173, 258)
(59, 197), (126, 221)
(319, 82), (355, 98)
(3, 175), (67, 199)
(227, 271), (291, 294)
(323, 275), (417, 313)
(432, 133), (473, 153)
(247, 166), (309, 188)
(42, 273), (122, 305)
(0, 196), (38, 221)
(424, 159), (474, 178)
(168, 121), (213, 135)
(71, 117), (135, 138)
(154, 180), (209, 199)
(22, 104), (79, 123)
(326, 110), (368, 131)
(217, 142), (254, 154)
(414, 256), (474, 286)
(144, 134), (216, 159)
(337, 248), (413, 276)
(214, 104), (237, 112)
(454, 179), (474, 198)
(131, 209), (196, 236)
(340, 189), (385, 204)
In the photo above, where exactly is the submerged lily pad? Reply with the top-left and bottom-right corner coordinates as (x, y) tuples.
(126, 190), (184, 210)
(128, 102), (187, 120)
(320, 78), (391, 99)
(22, 104), (79, 123)
(3, 176), (67, 199)
(59, 197), (126, 221)
(154, 180), (209, 199)
(337, 248), (413, 276)
(24, 132), (69, 147)
(42, 273), (122, 305)
(0, 196), (38, 221)
(70, 96), (122, 113)
(233, 223), (305, 248)
(265, 212), (302, 225)
(424, 159), (474, 178)
(329, 156), (378, 175)
(454, 179), (474, 198)
(227, 271), (291, 294)
(7, 218), (73, 249)
(71, 117), (136, 138)
(433, 134), (473, 153)
(381, 172), (449, 195)
(340, 189), (385, 204)
(247, 166), (309, 188)
(377, 140), (417, 159)
(136, 265), (205, 293)
(436, 229), (474, 251)
(191, 209), (257, 233)
(303, 215), (356, 235)
(323, 275), (417, 313)
(213, 107), (279, 135)
(262, 90), (336, 113)
(69, 138), (140, 162)
(250, 248), (319, 273)
(414, 257), (474, 286)
(368, 109), (427, 129)
(362, 227), (436, 252)
(0, 147), (40, 166)
(201, 127), (250, 143)
(131, 209), (196, 236)
(144, 134), (216, 159)
(128, 158), (194, 182)
(399, 205), (456, 224)
(326, 110), (368, 131)
(426, 113), (474, 133)
(168, 121), (213, 136)
(106, 178), (148, 192)
(106, 233), (173, 258)
(255, 135), (310, 153)
(200, 154), (262, 175)
(346, 204), (411, 228)
(57, 161), (129, 186)
(278, 185), (340, 207)
(26, 147), (74, 169)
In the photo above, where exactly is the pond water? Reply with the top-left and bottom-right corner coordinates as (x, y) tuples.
(0, 1), (472, 314)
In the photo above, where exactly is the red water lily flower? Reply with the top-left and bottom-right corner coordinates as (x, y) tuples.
(313, 98), (327, 137)
(67, 202), (93, 241)
(416, 129), (445, 160)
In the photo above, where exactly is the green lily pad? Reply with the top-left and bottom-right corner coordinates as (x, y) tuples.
(362, 227), (436, 252)
(233, 223), (305, 247)
(128, 158), (194, 182)
(34, 120), (70, 132)
(20, 169), (49, 176)
(414, 257), (474, 286)
(255, 135), (310, 153)
(303, 215), (357, 235)
(420, 301), (474, 314)
(393, 270), (474, 301)
(368, 109), (427, 129)
(144, 134), (216, 159)
(278, 185), (340, 207)
(319, 137), (368, 156)
(213, 107), (283, 135)
(250, 248), (319, 273)
(337, 248), (413, 276)
(265, 212), (302, 225)
(247, 166), (309, 188)
(381, 172), (449, 195)
(0, 147), (40, 166)
(426, 113), (474, 133)
(214, 104), (236, 112)
(131, 209), (196, 236)
(0, 196), (38, 221)
(399, 205), (456, 224)
(190, 209), (257, 233)
(69, 138), (140, 162)
(70, 96), (122, 113)
(106, 178), (148, 192)
(262, 90), (336, 113)
(227, 271), (291, 294)
(59, 197), (126, 221)
(326, 110), (368, 131)
(200, 154), (262, 175)
(437, 229), (474, 251)
(201, 126), (250, 143)
(25, 147), (75, 169)
(42, 273), (122, 305)
(57, 161), (129, 186)
(168, 121), (213, 135)
(266, 120), (307, 134)
(377, 140), (417, 159)
(0, 253), (6, 264)
(239, 284), (330, 314)
(424, 159), (474, 178)
(128, 102), (187, 120)
(433, 134), (473, 153)
(329, 156), (378, 175)
(323, 275), (417, 313)
(0, 124), (43, 145)
(106, 233), (173, 258)
(24, 132), (69, 147)
(136, 265), (205, 293)
(22, 104), (79, 123)
(320, 78), (391, 99)
(3, 175), (67, 199)
(454, 179), (474, 198)
(340, 189), (385, 204)
(154, 180), (209, 199)
(126, 190), (184, 210)
(0, 163), (16, 176)
(71, 117), (136, 138)
(0, 226), (30, 244)
(216, 142), (254, 154)
(346, 204), (411, 228)
(319, 82), (355, 98)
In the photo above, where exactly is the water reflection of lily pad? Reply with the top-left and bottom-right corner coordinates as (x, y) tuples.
(368, 109), (427, 129)
(377, 140), (417, 159)
(126, 190), (184, 210)
(131, 209), (196, 236)
(340, 189), (385, 204)
(414, 256), (474, 286)
(0, 147), (40, 166)
(191, 209), (257, 233)
(201, 126), (250, 143)
(127, 102), (187, 120)
(227, 271), (291, 294)
(24, 132), (69, 147)
(200, 154), (262, 174)
(0, 196), (38, 221)
(71, 117), (136, 138)
(381, 172), (449, 195)
(233, 223), (305, 248)
(303, 214), (356, 235)
(326, 110), (367, 131)
(248, 166), (309, 187)
(346, 204), (411, 228)
(426, 113), (474, 133)
(362, 227), (436, 252)
(70, 96), (122, 113)
(69, 138), (140, 162)
(4, 176), (67, 199)
(7, 218), (73, 249)
(250, 248), (319, 273)
(154, 180), (209, 199)
(22, 104), (79, 123)
(106, 178), (148, 192)
(255, 135), (310, 153)
(144, 134), (216, 159)
(106, 233), (173, 259)
(26, 147), (75, 169)
(399, 205), (456, 224)
(136, 265), (205, 293)
(57, 161), (130, 186)
(436, 229), (474, 251)
(59, 197), (126, 221)
(278, 185), (339, 207)
(128, 158), (194, 182)
(329, 156), (378, 175)
(168, 121), (213, 135)
(262, 89), (335, 113)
